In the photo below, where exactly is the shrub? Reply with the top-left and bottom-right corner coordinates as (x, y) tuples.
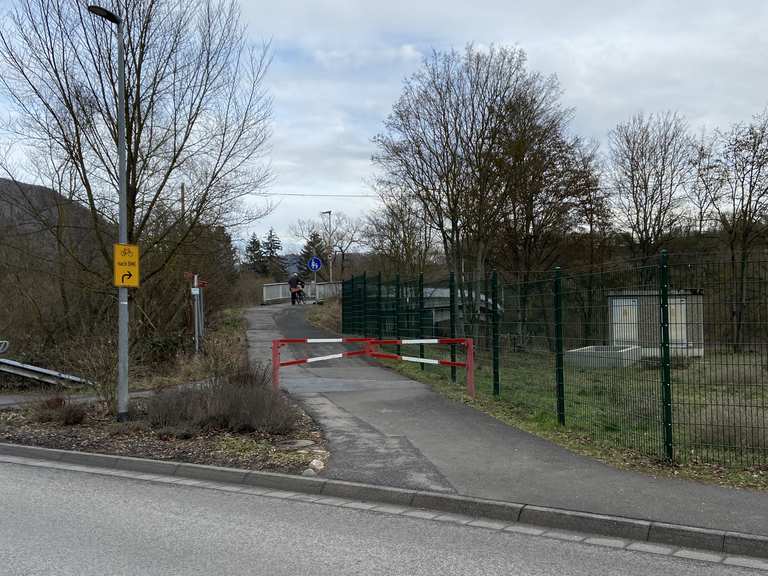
(31, 396), (87, 425)
(145, 366), (298, 435)
(60, 402), (86, 425)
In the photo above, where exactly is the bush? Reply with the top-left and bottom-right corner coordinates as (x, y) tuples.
(31, 396), (87, 425)
(145, 366), (298, 435)
(60, 402), (86, 425)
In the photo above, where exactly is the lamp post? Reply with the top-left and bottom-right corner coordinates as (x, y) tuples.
(321, 210), (332, 283)
(88, 4), (129, 421)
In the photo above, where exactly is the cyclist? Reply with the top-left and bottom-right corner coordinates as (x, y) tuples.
(288, 273), (304, 305)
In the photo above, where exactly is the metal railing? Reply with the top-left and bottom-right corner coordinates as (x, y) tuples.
(341, 253), (768, 467)
(262, 281), (341, 304)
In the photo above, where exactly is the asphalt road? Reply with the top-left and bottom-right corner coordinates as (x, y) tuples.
(0, 462), (762, 576)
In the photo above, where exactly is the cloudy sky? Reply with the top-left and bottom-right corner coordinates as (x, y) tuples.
(238, 0), (768, 252)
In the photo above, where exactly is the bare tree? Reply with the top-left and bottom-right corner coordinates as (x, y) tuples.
(364, 186), (436, 275)
(291, 212), (363, 278)
(712, 111), (768, 350)
(686, 131), (723, 236)
(0, 0), (272, 283)
(609, 111), (691, 265)
(373, 45), (526, 286)
(0, 0), (272, 346)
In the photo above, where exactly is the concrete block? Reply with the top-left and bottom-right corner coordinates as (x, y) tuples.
(243, 470), (325, 494)
(519, 505), (650, 541)
(115, 456), (180, 476)
(321, 480), (415, 506)
(0, 442), (65, 461)
(724, 532), (768, 559)
(59, 451), (120, 469)
(673, 549), (723, 563)
(584, 537), (627, 549)
(468, 519), (509, 530)
(649, 522), (724, 553)
(626, 542), (674, 555)
(410, 492), (523, 523)
(174, 463), (248, 484)
(723, 556), (768, 570)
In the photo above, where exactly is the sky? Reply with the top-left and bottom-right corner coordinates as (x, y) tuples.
(236, 0), (768, 253)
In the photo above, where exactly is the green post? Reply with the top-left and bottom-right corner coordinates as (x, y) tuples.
(341, 279), (348, 334)
(554, 267), (565, 425)
(492, 270), (500, 396)
(419, 272), (425, 370)
(362, 272), (368, 338)
(659, 250), (674, 461)
(449, 271), (457, 383)
(377, 272), (383, 340)
(395, 274), (401, 355)
(349, 275), (356, 335)
(484, 272), (490, 352)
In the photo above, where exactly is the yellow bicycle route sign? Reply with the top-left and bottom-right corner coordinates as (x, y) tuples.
(113, 243), (140, 288)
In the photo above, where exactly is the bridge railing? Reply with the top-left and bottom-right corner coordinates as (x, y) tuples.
(262, 281), (341, 304)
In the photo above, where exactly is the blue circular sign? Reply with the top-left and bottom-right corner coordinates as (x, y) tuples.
(307, 256), (323, 272)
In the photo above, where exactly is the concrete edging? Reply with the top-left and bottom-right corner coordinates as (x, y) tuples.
(1, 442), (765, 559)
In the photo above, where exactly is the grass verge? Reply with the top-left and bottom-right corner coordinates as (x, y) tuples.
(363, 343), (766, 491)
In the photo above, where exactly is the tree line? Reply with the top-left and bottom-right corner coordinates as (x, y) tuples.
(369, 45), (768, 285)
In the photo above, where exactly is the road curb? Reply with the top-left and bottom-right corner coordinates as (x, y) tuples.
(1, 442), (766, 559)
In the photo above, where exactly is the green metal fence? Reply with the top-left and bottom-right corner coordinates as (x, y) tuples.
(341, 252), (768, 467)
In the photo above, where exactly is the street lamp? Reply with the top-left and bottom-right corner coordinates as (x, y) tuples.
(320, 210), (332, 283)
(89, 4), (129, 422)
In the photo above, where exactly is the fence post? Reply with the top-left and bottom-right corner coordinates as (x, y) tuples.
(395, 274), (401, 356)
(449, 271), (457, 383)
(271, 341), (280, 392)
(419, 272), (425, 370)
(341, 279), (347, 334)
(377, 272), (383, 340)
(554, 267), (565, 425)
(492, 270), (500, 396)
(658, 250), (674, 461)
(362, 272), (368, 338)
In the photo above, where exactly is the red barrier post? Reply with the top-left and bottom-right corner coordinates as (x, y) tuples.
(272, 340), (280, 392)
(466, 338), (475, 399)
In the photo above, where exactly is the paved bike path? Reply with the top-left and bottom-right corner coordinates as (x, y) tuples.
(247, 304), (768, 537)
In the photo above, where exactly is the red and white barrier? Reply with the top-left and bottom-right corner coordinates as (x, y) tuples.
(271, 337), (475, 398)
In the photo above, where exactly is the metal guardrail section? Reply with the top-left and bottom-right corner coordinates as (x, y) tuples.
(262, 281), (341, 304)
(0, 358), (89, 387)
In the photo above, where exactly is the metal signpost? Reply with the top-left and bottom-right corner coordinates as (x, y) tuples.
(89, 4), (130, 421)
(308, 256), (323, 302)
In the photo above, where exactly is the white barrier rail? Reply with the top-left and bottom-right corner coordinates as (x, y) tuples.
(262, 281), (341, 304)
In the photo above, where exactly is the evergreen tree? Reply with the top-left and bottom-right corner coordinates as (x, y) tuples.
(263, 228), (286, 279)
(244, 232), (268, 274)
(300, 231), (329, 281)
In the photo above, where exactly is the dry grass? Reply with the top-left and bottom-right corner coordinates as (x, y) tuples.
(305, 298), (341, 333)
(31, 396), (86, 426)
(144, 367), (299, 435)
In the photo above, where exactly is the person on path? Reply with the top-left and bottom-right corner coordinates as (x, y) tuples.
(288, 273), (302, 305)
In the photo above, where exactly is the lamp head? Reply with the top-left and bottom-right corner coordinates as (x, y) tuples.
(88, 5), (121, 25)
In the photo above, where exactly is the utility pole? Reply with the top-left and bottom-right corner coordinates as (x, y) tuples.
(321, 210), (333, 283)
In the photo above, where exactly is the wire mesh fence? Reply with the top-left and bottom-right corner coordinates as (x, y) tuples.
(340, 252), (768, 467)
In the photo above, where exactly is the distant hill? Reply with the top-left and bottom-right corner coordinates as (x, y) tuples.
(0, 177), (101, 263)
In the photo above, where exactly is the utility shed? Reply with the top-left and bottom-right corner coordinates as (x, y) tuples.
(608, 290), (704, 358)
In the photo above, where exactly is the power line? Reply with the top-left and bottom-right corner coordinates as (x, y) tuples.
(261, 192), (378, 198)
